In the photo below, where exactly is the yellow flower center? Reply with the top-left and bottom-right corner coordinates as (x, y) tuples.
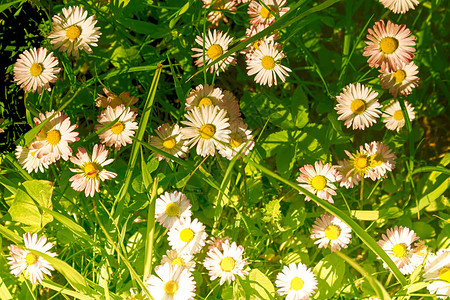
(207, 44), (223, 60)
(220, 257), (235, 272)
(324, 225), (341, 240)
(311, 175), (327, 191)
(393, 110), (404, 121)
(25, 253), (38, 265)
(439, 267), (450, 282)
(172, 257), (185, 267)
(46, 130), (61, 145)
(180, 228), (194, 243)
(379, 37), (399, 54)
(393, 70), (406, 83)
(350, 99), (366, 115)
(261, 56), (275, 70)
(84, 162), (99, 179)
(229, 132), (243, 148)
(66, 25), (81, 39)
(253, 40), (261, 50)
(163, 280), (179, 295)
(392, 243), (408, 258)
(355, 156), (368, 170)
(162, 137), (176, 150)
(199, 124), (216, 139)
(370, 154), (383, 167)
(260, 6), (273, 19)
(165, 202), (180, 217)
(198, 97), (213, 108)
(29, 63), (43, 77)
(111, 122), (124, 135)
(290, 277), (304, 291)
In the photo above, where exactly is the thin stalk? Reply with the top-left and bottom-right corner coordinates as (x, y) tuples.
(360, 177), (365, 208)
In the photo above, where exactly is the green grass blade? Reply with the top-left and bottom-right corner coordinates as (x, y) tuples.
(115, 65), (162, 205)
(0, 224), (22, 244)
(29, 250), (98, 296)
(412, 166), (450, 175)
(143, 178), (159, 281)
(0, 275), (13, 300)
(41, 280), (97, 300)
(247, 160), (408, 286)
(39, 207), (94, 245)
(335, 251), (392, 300)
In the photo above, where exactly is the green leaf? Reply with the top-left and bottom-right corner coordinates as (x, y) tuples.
(406, 282), (429, 294)
(122, 18), (168, 38)
(248, 269), (276, 300)
(39, 207), (94, 245)
(351, 210), (379, 221)
(283, 200), (305, 230)
(275, 145), (295, 175)
(0, 0), (24, 13)
(8, 180), (54, 232)
(313, 253), (346, 299)
(291, 86), (309, 129)
(262, 199), (281, 223)
(412, 222), (435, 239)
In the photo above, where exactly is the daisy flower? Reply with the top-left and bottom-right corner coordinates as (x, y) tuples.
(296, 161), (340, 204)
(69, 144), (118, 197)
(365, 141), (397, 180)
(335, 82), (382, 130)
(192, 29), (236, 75)
(155, 191), (192, 229)
(48, 6), (101, 57)
(220, 90), (242, 121)
(379, 0), (419, 14)
(161, 249), (196, 272)
(345, 146), (373, 179)
(241, 23), (279, 57)
(7, 233), (57, 284)
(379, 61), (419, 97)
(246, 41), (291, 87)
(33, 110), (79, 163)
(95, 104), (138, 150)
(15, 143), (50, 173)
(203, 240), (250, 285)
(203, 0), (237, 26)
(218, 119), (254, 160)
(185, 84), (224, 111)
(207, 236), (232, 251)
(248, 0), (290, 26)
(382, 100), (415, 132)
(13, 47), (60, 94)
(424, 249), (450, 299)
(275, 262), (318, 300)
(335, 159), (361, 189)
(310, 213), (352, 252)
(95, 88), (139, 110)
(377, 226), (422, 275)
(149, 123), (188, 162)
(146, 263), (196, 300)
(363, 20), (416, 72)
(167, 217), (208, 255)
(180, 105), (231, 157)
